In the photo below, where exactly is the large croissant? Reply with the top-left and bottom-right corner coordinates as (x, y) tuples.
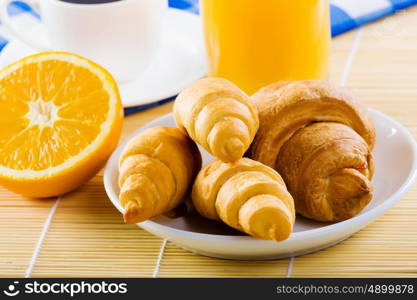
(118, 126), (201, 223)
(174, 77), (259, 162)
(192, 158), (295, 241)
(249, 80), (375, 222)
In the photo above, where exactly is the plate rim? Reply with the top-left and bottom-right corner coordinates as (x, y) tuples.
(103, 108), (417, 244)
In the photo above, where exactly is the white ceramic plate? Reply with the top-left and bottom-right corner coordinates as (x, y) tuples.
(0, 8), (207, 107)
(103, 109), (417, 260)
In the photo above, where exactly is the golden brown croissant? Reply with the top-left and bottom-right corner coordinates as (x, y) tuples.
(173, 77), (259, 162)
(249, 80), (375, 222)
(277, 122), (374, 221)
(192, 158), (295, 241)
(118, 126), (201, 224)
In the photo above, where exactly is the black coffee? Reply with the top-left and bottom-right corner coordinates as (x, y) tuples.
(59, 0), (122, 4)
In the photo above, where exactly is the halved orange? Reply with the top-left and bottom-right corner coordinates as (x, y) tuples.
(0, 52), (123, 197)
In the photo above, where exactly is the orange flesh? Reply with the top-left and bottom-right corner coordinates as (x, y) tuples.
(0, 59), (110, 171)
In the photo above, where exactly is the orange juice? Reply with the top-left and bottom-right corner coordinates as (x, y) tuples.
(201, 0), (331, 95)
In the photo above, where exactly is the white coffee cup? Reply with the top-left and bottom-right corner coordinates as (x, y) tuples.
(0, 0), (168, 82)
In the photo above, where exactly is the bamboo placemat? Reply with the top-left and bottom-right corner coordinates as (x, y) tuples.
(1, 7), (417, 278)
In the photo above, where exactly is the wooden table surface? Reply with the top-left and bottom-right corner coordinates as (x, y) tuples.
(1, 7), (417, 278)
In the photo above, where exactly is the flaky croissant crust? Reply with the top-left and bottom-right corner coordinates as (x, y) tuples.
(118, 126), (201, 223)
(249, 80), (375, 168)
(174, 77), (259, 162)
(277, 122), (374, 221)
(192, 158), (295, 241)
(249, 80), (376, 222)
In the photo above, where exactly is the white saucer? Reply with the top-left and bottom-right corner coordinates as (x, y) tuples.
(0, 8), (207, 107)
(103, 109), (417, 260)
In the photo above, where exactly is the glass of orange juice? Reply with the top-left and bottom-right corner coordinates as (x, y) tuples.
(201, 0), (331, 95)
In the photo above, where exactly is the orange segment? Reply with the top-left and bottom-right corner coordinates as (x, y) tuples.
(0, 52), (124, 197)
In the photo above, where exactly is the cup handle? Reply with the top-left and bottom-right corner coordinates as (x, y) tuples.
(0, 0), (48, 50)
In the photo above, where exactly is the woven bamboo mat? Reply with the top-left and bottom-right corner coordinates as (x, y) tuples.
(1, 7), (417, 278)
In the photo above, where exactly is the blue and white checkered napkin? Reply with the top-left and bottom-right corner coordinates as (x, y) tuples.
(174, 0), (417, 36)
(330, 0), (417, 35)
(1, 0), (417, 113)
(4, 0), (417, 49)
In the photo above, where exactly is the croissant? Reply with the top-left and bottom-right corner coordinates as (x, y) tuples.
(173, 77), (259, 162)
(118, 126), (202, 224)
(249, 80), (375, 222)
(192, 158), (295, 241)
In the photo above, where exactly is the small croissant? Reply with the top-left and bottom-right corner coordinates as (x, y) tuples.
(192, 158), (295, 241)
(118, 126), (201, 223)
(173, 77), (259, 162)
